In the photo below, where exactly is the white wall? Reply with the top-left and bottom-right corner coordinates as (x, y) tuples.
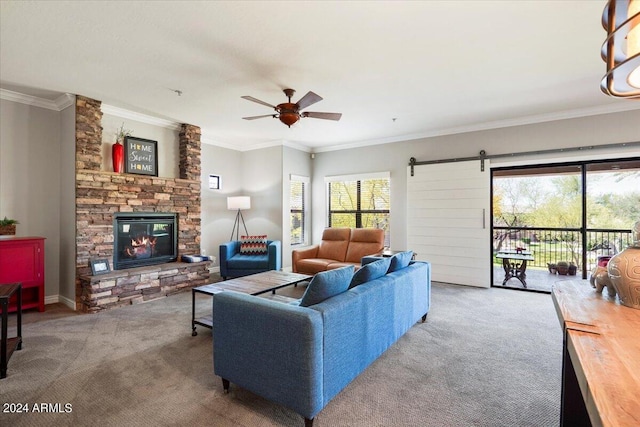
(311, 110), (640, 251)
(200, 144), (285, 269)
(242, 146), (283, 243)
(0, 99), (62, 300)
(101, 114), (179, 178)
(200, 143), (243, 264)
(59, 99), (77, 306)
(281, 146), (313, 269)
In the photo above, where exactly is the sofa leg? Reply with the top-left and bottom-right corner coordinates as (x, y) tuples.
(222, 378), (230, 393)
(421, 313), (428, 323)
(304, 417), (314, 427)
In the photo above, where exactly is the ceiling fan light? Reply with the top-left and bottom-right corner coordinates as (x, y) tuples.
(628, 0), (640, 87)
(279, 112), (300, 127)
(600, 0), (640, 98)
(629, 66), (640, 88)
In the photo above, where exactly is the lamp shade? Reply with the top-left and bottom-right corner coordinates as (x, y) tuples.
(227, 196), (251, 210)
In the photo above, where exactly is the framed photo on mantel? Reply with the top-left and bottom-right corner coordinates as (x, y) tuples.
(124, 136), (158, 176)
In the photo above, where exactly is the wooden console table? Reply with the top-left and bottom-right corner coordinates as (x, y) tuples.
(0, 236), (45, 312)
(552, 280), (640, 427)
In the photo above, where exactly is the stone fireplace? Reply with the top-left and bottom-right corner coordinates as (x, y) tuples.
(74, 96), (209, 312)
(113, 212), (178, 269)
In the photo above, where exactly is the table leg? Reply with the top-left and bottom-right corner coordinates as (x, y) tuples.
(501, 258), (513, 285)
(515, 260), (528, 288)
(560, 331), (591, 426)
(191, 289), (198, 336)
(1, 298), (7, 378)
(16, 285), (22, 350)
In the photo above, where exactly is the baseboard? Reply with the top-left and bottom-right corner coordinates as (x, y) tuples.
(45, 294), (76, 310)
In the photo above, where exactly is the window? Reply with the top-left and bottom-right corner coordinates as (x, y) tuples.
(326, 172), (390, 245)
(290, 175), (309, 246)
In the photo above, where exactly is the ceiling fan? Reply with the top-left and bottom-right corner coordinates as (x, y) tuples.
(242, 88), (342, 128)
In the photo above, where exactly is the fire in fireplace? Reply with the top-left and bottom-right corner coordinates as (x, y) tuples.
(113, 212), (178, 270)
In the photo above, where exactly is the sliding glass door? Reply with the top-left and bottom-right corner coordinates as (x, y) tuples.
(491, 158), (639, 293)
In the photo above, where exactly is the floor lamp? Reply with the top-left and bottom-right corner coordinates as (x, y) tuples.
(228, 196), (250, 241)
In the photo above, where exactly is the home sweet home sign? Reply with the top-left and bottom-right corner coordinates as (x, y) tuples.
(125, 136), (158, 176)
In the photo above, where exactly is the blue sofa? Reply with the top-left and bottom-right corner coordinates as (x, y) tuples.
(219, 240), (282, 280)
(212, 257), (431, 426)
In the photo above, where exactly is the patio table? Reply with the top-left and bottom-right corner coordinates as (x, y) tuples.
(496, 252), (535, 288)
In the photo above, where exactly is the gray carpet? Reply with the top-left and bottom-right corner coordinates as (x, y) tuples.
(1, 282), (562, 426)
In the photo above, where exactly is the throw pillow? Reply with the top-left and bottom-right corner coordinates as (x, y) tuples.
(239, 235), (268, 255)
(387, 251), (414, 273)
(299, 266), (354, 307)
(349, 257), (391, 289)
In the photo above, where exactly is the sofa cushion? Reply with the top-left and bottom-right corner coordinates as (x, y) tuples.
(240, 235), (268, 255)
(388, 251), (414, 273)
(296, 258), (337, 275)
(326, 261), (361, 271)
(344, 228), (385, 263)
(227, 253), (269, 269)
(349, 257), (391, 289)
(299, 265), (354, 307)
(316, 228), (351, 262)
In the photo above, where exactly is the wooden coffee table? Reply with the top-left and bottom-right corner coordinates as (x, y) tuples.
(191, 270), (311, 336)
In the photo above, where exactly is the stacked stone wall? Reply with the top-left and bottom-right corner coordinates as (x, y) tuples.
(78, 261), (209, 313)
(179, 124), (201, 181)
(74, 96), (206, 312)
(75, 96), (103, 170)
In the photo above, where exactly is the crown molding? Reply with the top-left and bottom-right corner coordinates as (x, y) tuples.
(282, 140), (312, 153)
(101, 104), (181, 130)
(200, 135), (237, 150)
(200, 135), (311, 153)
(313, 102), (640, 153)
(0, 88), (75, 111)
(54, 93), (75, 110)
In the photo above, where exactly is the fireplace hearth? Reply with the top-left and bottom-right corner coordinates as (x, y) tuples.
(113, 212), (178, 270)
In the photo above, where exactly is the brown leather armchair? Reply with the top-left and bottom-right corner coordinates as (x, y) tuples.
(292, 228), (385, 275)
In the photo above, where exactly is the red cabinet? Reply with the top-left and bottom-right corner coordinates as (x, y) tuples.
(0, 236), (45, 312)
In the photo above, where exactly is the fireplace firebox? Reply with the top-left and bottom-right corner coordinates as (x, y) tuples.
(113, 213), (178, 270)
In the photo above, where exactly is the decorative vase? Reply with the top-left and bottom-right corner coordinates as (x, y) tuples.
(607, 221), (640, 310)
(112, 141), (124, 173)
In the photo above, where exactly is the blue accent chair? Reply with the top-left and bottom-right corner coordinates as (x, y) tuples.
(219, 240), (282, 280)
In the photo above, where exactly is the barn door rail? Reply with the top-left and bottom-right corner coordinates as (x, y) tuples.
(409, 141), (640, 176)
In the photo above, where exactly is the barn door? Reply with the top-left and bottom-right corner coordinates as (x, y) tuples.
(407, 160), (491, 287)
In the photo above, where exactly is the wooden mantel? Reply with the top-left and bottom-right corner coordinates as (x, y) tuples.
(552, 280), (640, 427)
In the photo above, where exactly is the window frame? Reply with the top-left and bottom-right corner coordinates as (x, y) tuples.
(290, 174), (310, 246)
(325, 172), (390, 241)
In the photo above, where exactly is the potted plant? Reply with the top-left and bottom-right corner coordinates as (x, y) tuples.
(568, 262), (577, 276)
(0, 217), (19, 235)
(112, 123), (132, 173)
(556, 261), (569, 275)
(547, 263), (557, 274)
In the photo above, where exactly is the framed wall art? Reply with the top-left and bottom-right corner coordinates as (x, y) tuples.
(124, 136), (158, 176)
(90, 258), (111, 275)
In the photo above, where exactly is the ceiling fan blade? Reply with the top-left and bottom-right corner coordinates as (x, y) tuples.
(241, 96), (276, 109)
(296, 91), (323, 110)
(302, 112), (342, 121)
(243, 114), (277, 120)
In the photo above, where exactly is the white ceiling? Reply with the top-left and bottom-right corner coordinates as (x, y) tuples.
(1, 1), (638, 152)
